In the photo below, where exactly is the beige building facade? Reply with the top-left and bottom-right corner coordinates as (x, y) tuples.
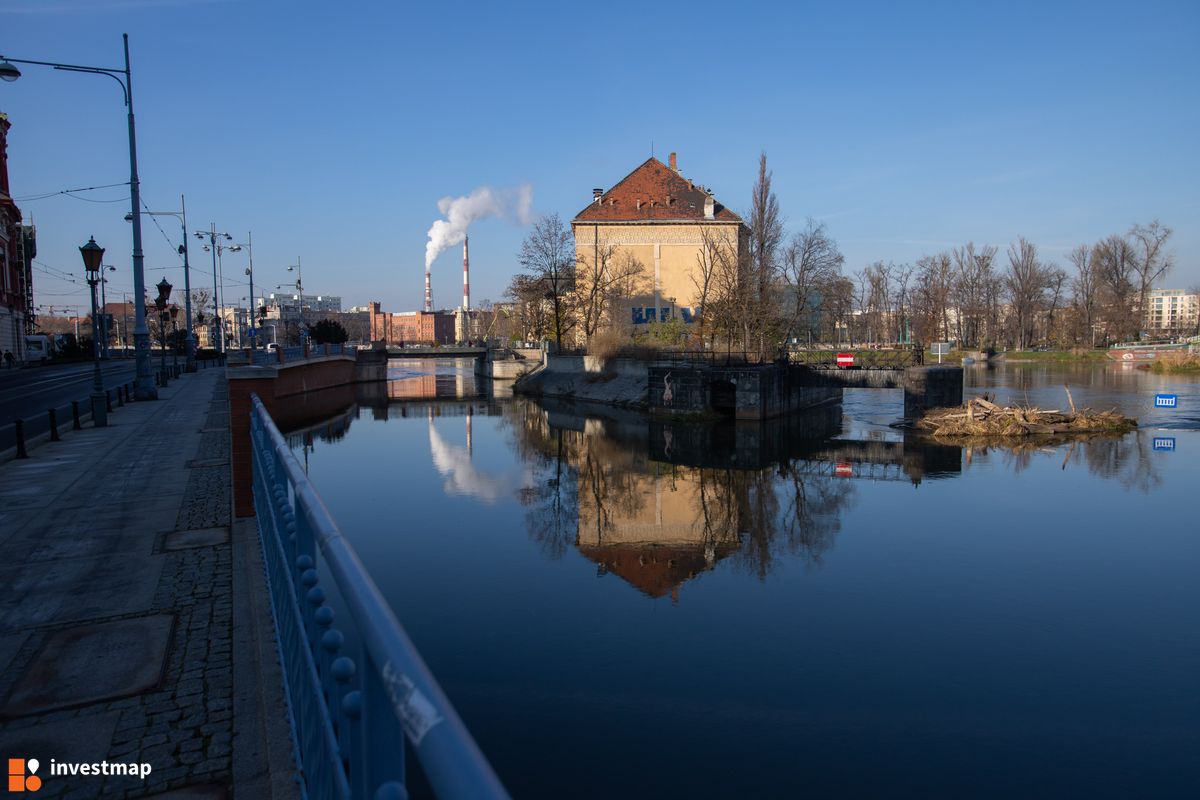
(572, 153), (747, 329)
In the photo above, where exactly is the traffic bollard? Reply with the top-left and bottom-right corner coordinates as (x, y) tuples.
(14, 419), (28, 458)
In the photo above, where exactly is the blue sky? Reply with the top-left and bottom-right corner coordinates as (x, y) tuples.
(3, 0), (1198, 317)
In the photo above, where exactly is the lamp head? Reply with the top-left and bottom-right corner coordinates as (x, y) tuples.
(79, 236), (105, 274)
(156, 277), (173, 301)
(0, 60), (21, 82)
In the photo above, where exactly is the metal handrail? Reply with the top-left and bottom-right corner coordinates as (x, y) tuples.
(249, 394), (509, 800)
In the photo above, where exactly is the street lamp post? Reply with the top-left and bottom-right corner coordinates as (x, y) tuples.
(98, 265), (116, 359)
(170, 303), (179, 369)
(2, 36), (157, 399)
(80, 237), (108, 427)
(155, 277), (172, 386)
(287, 258), (305, 333)
(129, 196), (195, 370)
(195, 225), (236, 353)
(228, 233), (258, 350)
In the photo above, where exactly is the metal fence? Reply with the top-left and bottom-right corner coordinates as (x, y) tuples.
(249, 394), (508, 800)
(789, 348), (924, 369)
(0, 359), (208, 458)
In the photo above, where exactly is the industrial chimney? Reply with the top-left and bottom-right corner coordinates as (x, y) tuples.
(462, 234), (470, 311)
(424, 266), (432, 312)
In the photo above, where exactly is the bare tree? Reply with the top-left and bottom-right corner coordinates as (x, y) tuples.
(1005, 238), (1050, 350)
(952, 243), (998, 348)
(780, 218), (844, 344)
(1128, 220), (1174, 328)
(1043, 265), (1069, 345)
(517, 213), (576, 349)
(1068, 244), (1098, 346)
(1094, 234), (1138, 341)
(746, 153), (783, 352)
(574, 236), (647, 340)
(691, 227), (737, 348)
(915, 252), (954, 343)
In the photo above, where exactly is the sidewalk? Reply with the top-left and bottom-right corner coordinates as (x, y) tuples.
(0, 368), (297, 799)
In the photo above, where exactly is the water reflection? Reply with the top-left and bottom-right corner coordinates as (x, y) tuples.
(509, 401), (966, 598)
(281, 361), (1169, 603)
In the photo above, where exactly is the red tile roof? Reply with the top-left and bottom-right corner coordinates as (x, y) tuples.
(573, 157), (742, 224)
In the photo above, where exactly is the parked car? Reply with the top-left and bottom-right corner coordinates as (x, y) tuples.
(266, 342), (280, 353)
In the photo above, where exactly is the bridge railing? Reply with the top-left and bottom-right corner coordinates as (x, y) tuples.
(250, 393), (509, 800)
(789, 347), (924, 369)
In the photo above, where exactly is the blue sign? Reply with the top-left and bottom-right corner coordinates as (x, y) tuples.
(1153, 437), (1176, 451)
(247, 327), (257, 338)
(1154, 394), (1178, 408)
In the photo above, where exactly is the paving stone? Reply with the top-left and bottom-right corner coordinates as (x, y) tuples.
(162, 527), (230, 552)
(1, 614), (174, 717)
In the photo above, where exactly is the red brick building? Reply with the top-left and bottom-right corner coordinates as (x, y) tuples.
(367, 302), (456, 345)
(1, 112), (36, 363)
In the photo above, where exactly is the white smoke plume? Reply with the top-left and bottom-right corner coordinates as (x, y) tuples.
(424, 184), (534, 270)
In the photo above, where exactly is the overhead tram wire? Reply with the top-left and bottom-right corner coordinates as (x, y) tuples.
(14, 180), (131, 202)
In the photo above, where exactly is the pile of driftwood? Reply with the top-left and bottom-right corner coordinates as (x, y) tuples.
(918, 388), (1137, 438)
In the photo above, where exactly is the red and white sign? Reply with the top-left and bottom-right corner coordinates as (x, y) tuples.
(835, 462), (853, 478)
(836, 353), (854, 367)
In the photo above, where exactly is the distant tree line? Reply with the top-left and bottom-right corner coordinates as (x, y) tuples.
(505, 154), (1185, 352)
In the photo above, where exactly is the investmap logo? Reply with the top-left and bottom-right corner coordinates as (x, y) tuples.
(6, 757), (152, 793)
(7, 759), (41, 793)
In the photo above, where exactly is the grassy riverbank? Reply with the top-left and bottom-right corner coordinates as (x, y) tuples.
(996, 349), (1110, 364)
(1150, 353), (1200, 373)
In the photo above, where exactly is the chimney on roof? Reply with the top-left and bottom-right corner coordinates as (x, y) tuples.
(669, 152), (677, 172)
(593, 188), (603, 204)
(703, 192), (715, 220)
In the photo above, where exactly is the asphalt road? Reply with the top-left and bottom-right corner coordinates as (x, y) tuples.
(0, 359), (142, 452)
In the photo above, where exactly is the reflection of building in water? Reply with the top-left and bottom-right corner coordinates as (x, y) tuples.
(577, 466), (740, 601)
(383, 362), (484, 401)
(517, 399), (965, 602)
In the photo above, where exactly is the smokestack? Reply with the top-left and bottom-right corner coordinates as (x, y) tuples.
(593, 188), (603, 204)
(424, 266), (432, 312)
(462, 234), (470, 311)
(669, 152), (677, 172)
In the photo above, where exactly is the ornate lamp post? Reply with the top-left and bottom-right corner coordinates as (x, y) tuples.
(169, 303), (180, 369)
(155, 277), (172, 387)
(2, 36), (157, 399)
(80, 237), (108, 426)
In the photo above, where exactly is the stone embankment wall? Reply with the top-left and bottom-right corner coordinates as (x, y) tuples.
(228, 352), (385, 517)
(514, 356), (651, 408)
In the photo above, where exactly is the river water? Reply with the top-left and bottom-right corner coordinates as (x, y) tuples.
(286, 359), (1199, 799)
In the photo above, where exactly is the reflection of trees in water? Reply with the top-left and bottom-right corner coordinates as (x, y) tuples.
(513, 405), (859, 585)
(1078, 431), (1162, 493)
(518, 427), (580, 560)
(973, 431), (1161, 493)
(698, 464), (856, 580)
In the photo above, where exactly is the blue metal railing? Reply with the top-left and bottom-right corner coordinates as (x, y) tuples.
(250, 394), (508, 800)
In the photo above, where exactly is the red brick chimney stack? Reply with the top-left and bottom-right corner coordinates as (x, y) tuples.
(669, 152), (677, 172)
